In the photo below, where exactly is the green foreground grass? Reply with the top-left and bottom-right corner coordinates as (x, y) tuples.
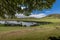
(0, 18), (60, 40)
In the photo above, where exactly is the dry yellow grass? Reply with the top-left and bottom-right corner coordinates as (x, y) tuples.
(0, 26), (60, 40)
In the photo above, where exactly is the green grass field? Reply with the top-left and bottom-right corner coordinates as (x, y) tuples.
(0, 18), (60, 40)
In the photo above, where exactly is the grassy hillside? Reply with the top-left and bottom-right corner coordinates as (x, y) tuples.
(0, 14), (60, 40)
(45, 14), (60, 19)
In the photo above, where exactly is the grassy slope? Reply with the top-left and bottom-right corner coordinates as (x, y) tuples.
(0, 18), (60, 40)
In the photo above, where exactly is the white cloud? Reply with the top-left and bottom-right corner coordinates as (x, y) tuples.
(15, 13), (46, 18)
(17, 5), (28, 10)
(15, 13), (26, 18)
(29, 13), (46, 18)
(21, 7), (26, 10)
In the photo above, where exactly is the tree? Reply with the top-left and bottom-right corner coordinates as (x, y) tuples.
(0, 0), (56, 18)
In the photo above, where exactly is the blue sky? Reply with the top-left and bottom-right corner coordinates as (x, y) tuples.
(33, 0), (60, 15)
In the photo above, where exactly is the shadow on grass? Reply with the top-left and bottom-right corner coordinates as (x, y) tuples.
(36, 21), (53, 25)
(48, 36), (60, 40)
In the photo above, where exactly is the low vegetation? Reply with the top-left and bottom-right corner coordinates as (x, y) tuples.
(0, 17), (60, 40)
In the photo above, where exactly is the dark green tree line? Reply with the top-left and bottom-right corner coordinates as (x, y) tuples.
(0, 0), (56, 18)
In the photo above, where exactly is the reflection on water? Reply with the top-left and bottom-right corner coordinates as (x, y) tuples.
(0, 21), (5, 24)
(0, 21), (37, 27)
(0, 20), (52, 27)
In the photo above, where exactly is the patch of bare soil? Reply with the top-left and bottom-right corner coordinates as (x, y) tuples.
(0, 27), (56, 40)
